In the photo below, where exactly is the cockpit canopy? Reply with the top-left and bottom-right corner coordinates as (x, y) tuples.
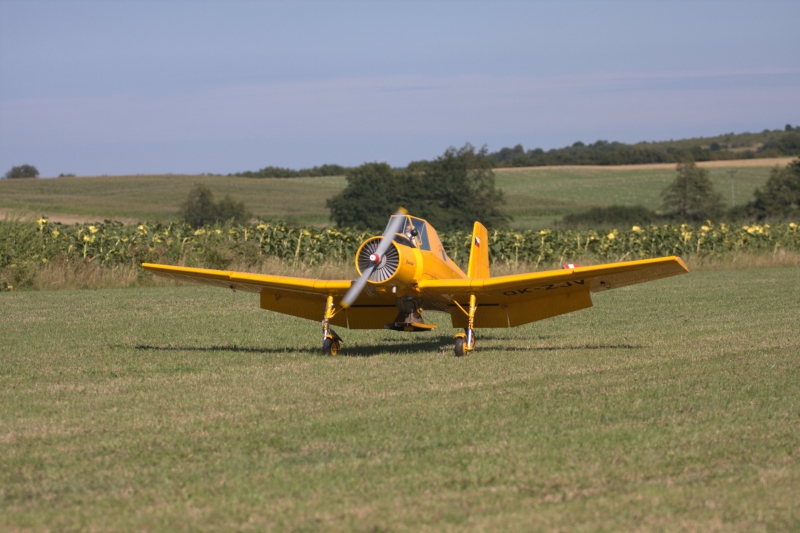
(389, 215), (431, 251)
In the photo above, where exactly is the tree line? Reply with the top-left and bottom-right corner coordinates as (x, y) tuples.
(488, 127), (800, 168)
(229, 164), (348, 178)
(225, 126), (800, 178)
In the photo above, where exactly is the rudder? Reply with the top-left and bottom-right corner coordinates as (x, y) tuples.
(467, 222), (490, 279)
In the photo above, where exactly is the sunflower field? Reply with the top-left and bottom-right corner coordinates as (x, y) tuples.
(1, 218), (798, 290)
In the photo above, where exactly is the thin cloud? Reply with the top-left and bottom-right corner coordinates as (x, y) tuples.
(2, 68), (797, 147)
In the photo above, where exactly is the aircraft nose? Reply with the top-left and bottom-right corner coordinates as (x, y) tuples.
(369, 253), (380, 264)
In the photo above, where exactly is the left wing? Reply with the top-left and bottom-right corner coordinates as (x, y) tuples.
(418, 256), (688, 328)
(141, 263), (398, 329)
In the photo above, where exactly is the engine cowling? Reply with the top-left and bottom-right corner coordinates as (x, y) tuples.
(355, 237), (418, 286)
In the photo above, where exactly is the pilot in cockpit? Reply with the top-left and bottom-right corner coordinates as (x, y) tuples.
(403, 218), (415, 240)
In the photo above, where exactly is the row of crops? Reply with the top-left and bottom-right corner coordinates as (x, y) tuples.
(2, 218), (798, 276)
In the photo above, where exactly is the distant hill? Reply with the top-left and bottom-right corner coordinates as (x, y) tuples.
(223, 127), (800, 177)
(486, 126), (800, 167)
(2, 158), (792, 229)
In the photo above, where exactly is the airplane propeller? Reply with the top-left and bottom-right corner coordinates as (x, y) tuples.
(340, 208), (408, 309)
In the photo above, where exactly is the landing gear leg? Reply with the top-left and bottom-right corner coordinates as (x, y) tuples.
(321, 295), (342, 356)
(454, 294), (477, 357)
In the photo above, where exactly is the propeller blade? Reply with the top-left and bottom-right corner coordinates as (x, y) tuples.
(340, 208), (407, 309)
(340, 264), (375, 308)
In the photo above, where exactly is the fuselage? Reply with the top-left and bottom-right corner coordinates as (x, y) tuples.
(354, 215), (466, 313)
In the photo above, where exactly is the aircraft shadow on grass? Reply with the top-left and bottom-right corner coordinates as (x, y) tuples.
(133, 337), (643, 358)
(134, 337), (453, 358)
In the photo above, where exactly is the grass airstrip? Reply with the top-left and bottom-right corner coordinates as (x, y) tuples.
(0, 158), (793, 228)
(2, 267), (798, 531)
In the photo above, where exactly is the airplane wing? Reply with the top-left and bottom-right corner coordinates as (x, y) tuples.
(417, 256), (688, 328)
(141, 263), (398, 329)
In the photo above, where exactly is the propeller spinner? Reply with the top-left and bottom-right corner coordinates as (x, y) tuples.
(340, 208), (407, 308)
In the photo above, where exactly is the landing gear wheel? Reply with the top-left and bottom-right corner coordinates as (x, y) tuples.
(322, 337), (340, 356)
(454, 337), (466, 357)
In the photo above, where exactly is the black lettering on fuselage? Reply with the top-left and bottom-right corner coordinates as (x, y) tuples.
(503, 279), (586, 296)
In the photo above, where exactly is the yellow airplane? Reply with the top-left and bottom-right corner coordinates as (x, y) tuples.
(142, 209), (688, 356)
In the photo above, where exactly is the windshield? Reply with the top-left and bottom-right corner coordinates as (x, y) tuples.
(410, 218), (430, 250)
(390, 215), (431, 251)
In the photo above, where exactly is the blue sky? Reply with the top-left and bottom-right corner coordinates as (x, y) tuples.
(1, 0), (798, 176)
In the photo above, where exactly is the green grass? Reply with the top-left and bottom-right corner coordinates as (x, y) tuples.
(0, 174), (346, 226)
(0, 161), (786, 229)
(495, 165), (777, 228)
(2, 268), (798, 531)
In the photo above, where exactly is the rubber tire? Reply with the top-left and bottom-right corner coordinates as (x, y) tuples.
(322, 337), (340, 356)
(454, 337), (466, 357)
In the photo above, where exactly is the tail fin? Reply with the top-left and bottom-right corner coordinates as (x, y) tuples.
(467, 222), (490, 279)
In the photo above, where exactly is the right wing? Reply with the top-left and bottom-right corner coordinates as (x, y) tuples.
(418, 256), (688, 328)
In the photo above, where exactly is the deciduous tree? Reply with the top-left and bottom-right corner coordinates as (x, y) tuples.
(660, 160), (724, 221)
(744, 159), (800, 220)
(327, 145), (509, 231)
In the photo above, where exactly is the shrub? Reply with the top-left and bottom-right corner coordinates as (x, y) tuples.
(178, 185), (251, 228)
(4, 165), (39, 179)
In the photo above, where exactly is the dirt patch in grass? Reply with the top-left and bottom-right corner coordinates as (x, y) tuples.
(0, 208), (139, 225)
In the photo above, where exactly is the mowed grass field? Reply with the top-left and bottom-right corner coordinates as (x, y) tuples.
(0, 158), (793, 228)
(2, 267), (798, 531)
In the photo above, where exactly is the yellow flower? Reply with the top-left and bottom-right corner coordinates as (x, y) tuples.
(194, 229), (206, 236)
(51, 229), (60, 237)
(631, 226), (642, 232)
(744, 225), (764, 235)
(214, 229), (222, 234)
(607, 232), (616, 240)
(41, 258), (48, 263)
(790, 222), (798, 229)
(88, 225), (99, 234)
(83, 235), (95, 243)
(257, 223), (268, 230)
